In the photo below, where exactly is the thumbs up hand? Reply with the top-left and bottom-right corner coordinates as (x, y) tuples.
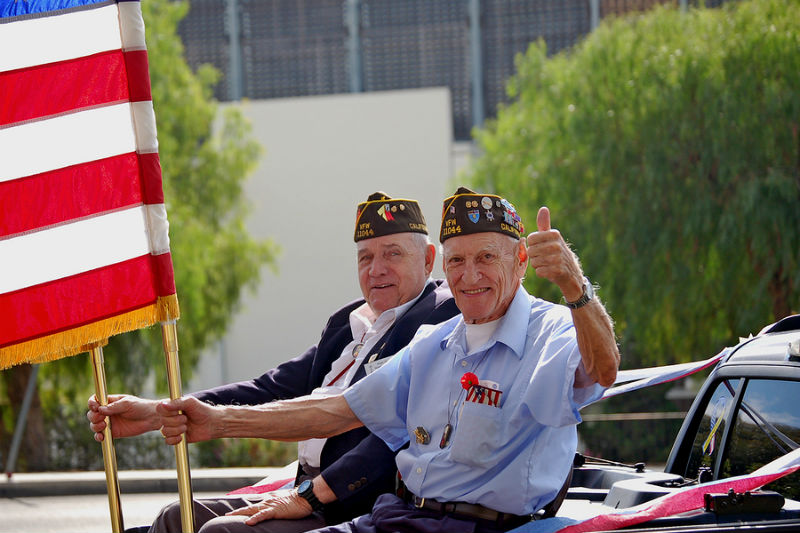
(526, 207), (585, 302)
(536, 206), (552, 232)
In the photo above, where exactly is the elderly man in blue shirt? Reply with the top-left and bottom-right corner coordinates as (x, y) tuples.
(156, 186), (620, 533)
(88, 192), (459, 532)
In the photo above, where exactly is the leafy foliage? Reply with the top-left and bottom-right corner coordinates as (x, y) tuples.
(469, 0), (800, 370)
(579, 380), (700, 464)
(193, 439), (298, 469)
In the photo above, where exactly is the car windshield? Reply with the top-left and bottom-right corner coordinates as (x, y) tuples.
(720, 378), (800, 500)
(684, 378), (739, 482)
(683, 377), (800, 500)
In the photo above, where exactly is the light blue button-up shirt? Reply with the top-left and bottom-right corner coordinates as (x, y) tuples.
(344, 285), (606, 515)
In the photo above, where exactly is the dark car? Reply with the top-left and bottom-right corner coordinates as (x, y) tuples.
(544, 315), (800, 533)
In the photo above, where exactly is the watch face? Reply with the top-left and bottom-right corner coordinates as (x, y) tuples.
(298, 479), (312, 493)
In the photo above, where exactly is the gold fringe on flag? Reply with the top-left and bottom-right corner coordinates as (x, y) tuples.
(0, 295), (180, 371)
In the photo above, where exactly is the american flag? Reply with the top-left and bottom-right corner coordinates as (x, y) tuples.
(513, 448), (800, 533)
(0, 0), (179, 368)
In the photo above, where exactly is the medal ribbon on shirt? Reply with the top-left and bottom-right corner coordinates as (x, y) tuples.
(461, 371), (502, 406)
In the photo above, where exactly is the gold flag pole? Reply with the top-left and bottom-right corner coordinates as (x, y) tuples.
(88, 339), (124, 533)
(161, 320), (195, 533)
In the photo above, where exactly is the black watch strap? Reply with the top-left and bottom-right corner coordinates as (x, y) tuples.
(297, 479), (325, 512)
(564, 277), (594, 309)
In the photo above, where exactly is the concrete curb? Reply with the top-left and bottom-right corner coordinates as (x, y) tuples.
(0, 467), (279, 498)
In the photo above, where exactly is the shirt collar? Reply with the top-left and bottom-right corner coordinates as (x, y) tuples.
(492, 285), (531, 359)
(349, 282), (428, 337)
(443, 284), (531, 359)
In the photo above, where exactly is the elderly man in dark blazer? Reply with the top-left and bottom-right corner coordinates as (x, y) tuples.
(87, 192), (458, 533)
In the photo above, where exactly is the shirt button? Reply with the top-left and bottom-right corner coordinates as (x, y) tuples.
(416, 467), (422, 474)
(461, 361), (467, 367)
(354, 480), (362, 488)
(348, 484), (356, 491)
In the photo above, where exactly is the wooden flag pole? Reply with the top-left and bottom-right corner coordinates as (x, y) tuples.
(161, 320), (195, 533)
(88, 340), (124, 533)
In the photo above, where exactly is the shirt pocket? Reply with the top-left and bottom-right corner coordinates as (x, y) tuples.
(449, 401), (503, 468)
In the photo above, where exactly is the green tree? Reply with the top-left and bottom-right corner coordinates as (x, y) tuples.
(469, 0), (799, 370)
(1, 0), (277, 471)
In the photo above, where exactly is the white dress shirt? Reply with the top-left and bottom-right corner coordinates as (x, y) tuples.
(297, 287), (425, 468)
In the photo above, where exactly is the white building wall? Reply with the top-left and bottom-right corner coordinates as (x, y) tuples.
(190, 88), (469, 389)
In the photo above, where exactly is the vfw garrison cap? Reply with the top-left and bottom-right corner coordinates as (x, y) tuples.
(440, 186), (524, 243)
(354, 192), (428, 242)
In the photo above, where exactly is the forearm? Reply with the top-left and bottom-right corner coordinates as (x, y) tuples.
(311, 475), (337, 504)
(571, 298), (619, 387)
(213, 395), (363, 441)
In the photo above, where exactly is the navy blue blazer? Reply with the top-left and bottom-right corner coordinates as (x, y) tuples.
(194, 279), (458, 523)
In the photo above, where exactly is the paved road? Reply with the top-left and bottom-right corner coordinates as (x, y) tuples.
(0, 491), (220, 533)
(0, 466), (291, 533)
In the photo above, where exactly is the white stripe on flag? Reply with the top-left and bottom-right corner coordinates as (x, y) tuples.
(0, 104), (137, 182)
(0, 207), (151, 294)
(144, 204), (171, 255)
(131, 101), (159, 153)
(0, 4), (121, 72)
(613, 354), (726, 384)
(118, 0), (147, 51)
(584, 348), (731, 406)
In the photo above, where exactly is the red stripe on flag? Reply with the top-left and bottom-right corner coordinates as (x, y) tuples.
(0, 153), (143, 238)
(227, 478), (296, 495)
(139, 152), (165, 204)
(153, 252), (177, 296)
(0, 255), (160, 348)
(123, 50), (153, 102)
(0, 50), (128, 127)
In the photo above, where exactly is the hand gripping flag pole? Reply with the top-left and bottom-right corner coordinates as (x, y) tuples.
(1, 0), (194, 530)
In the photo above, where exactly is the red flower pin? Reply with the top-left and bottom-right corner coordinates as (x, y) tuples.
(461, 372), (479, 390)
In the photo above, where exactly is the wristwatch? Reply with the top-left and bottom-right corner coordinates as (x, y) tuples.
(564, 277), (595, 309)
(296, 479), (325, 512)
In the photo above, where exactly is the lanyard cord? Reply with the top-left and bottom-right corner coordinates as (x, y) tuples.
(441, 349), (491, 447)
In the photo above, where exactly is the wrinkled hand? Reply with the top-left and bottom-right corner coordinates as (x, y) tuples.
(225, 489), (313, 525)
(156, 396), (217, 445)
(87, 394), (160, 442)
(526, 206), (584, 301)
